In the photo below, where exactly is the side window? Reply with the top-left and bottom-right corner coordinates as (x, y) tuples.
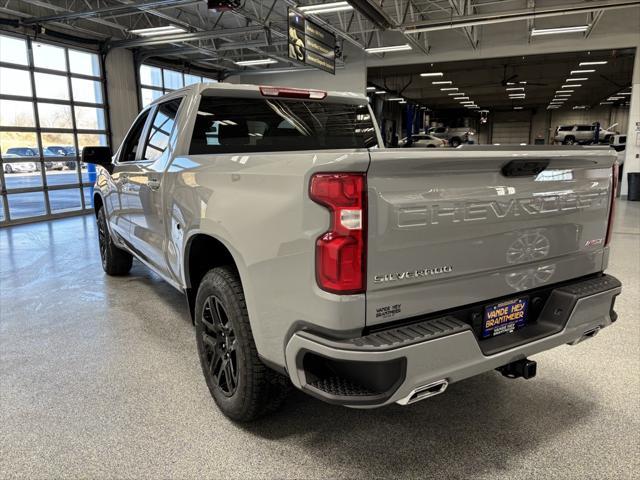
(120, 110), (150, 162)
(143, 98), (182, 161)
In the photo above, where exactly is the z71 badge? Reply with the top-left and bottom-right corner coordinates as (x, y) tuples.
(374, 265), (453, 284)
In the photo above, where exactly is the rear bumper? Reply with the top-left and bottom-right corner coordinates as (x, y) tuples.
(284, 275), (621, 408)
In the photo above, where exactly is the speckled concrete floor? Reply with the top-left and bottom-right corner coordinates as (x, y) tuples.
(1, 202), (639, 480)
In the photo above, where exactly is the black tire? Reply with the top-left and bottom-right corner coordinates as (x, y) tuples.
(450, 137), (461, 148)
(96, 206), (132, 276)
(563, 136), (576, 145)
(195, 267), (288, 422)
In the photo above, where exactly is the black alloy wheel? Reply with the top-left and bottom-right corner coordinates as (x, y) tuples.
(200, 295), (238, 396)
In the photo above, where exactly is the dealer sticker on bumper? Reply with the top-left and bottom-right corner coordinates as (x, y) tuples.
(482, 297), (528, 338)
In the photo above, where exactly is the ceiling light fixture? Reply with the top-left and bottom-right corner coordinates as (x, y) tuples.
(619, 92), (632, 95)
(530, 25), (589, 36)
(556, 90), (574, 93)
(562, 84), (582, 88)
(298, 1), (354, 14)
(387, 97), (404, 101)
(420, 72), (444, 77)
(234, 58), (278, 66)
(366, 86), (376, 91)
(566, 77), (588, 81)
(514, 106), (523, 110)
(374, 90), (386, 94)
(454, 96), (469, 100)
(365, 44), (412, 54)
(448, 92), (462, 96)
(460, 101), (474, 104)
(571, 69), (596, 74)
(130, 25), (186, 36)
(440, 87), (458, 91)
(600, 101), (613, 105)
(579, 61), (607, 66)
(506, 87), (525, 91)
(608, 96), (623, 100)
(432, 81), (452, 85)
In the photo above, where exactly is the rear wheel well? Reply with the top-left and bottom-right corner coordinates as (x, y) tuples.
(185, 234), (237, 321)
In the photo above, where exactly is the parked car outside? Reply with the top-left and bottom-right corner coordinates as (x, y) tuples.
(5, 147), (43, 171)
(609, 134), (626, 152)
(428, 126), (476, 147)
(44, 146), (77, 169)
(553, 124), (616, 145)
(2, 153), (38, 174)
(401, 133), (447, 148)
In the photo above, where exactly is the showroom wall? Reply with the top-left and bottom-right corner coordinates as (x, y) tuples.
(104, 48), (138, 149)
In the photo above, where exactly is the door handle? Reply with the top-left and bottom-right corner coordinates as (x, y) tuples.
(148, 177), (161, 191)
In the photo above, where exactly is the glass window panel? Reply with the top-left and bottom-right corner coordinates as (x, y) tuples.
(34, 72), (70, 100)
(32, 42), (67, 71)
(71, 78), (103, 104)
(0, 68), (32, 97)
(41, 133), (77, 175)
(69, 50), (100, 76)
(7, 191), (46, 219)
(0, 35), (28, 66)
(143, 99), (182, 160)
(0, 100), (35, 127)
(140, 64), (162, 87)
(38, 102), (73, 129)
(49, 188), (82, 212)
(2, 131), (42, 190)
(82, 186), (93, 209)
(184, 73), (201, 86)
(162, 69), (183, 90)
(75, 106), (106, 130)
(141, 88), (162, 107)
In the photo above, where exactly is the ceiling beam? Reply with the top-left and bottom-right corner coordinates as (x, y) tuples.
(20, 0), (201, 24)
(108, 26), (268, 48)
(403, 0), (640, 33)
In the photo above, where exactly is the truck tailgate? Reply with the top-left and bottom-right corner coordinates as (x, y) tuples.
(366, 146), (616, 326)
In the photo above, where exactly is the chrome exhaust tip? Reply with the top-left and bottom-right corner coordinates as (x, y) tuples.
(397, 379), (448, 405)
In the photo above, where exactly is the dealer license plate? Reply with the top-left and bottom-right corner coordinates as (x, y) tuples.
(482, 297), (528, 338)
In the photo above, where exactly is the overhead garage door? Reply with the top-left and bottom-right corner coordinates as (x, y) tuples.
(492, 121), (531, 145)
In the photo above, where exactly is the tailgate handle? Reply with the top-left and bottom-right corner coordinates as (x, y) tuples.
(502, 160), (550, 177)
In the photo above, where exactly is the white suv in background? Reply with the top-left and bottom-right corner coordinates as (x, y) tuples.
(553, 124), (616, 145)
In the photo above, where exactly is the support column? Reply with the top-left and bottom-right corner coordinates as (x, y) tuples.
(621, 45), (640, 196)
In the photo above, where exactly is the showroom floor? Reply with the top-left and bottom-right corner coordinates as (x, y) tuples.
(1, 202), (638, 479)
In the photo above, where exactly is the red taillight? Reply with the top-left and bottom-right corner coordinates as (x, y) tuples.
(605, 163), (619, 246)
(259, 86), (327, 100)
(310, 173), (366, 294)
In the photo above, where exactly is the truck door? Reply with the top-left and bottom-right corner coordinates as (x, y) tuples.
(124, 97), (183, 279)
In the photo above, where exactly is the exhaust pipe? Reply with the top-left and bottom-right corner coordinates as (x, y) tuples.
(569, 326), (601, 345)
(397, 379), (448, 405)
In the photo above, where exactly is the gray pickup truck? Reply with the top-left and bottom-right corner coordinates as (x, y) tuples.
(84, 83), (622, 421)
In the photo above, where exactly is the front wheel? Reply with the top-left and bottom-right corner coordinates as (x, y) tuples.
(96, 206), (132, 276)
(450, 137), (461, 148)
(195, 267), (288, 422)
(563, 136), (576, 145)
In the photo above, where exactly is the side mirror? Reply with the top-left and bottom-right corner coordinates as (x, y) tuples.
(81, 146), (112, 167)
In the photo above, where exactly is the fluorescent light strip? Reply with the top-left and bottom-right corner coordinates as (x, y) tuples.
(579, 61), (607, 66)
(432, 81), (452, 85)
(130, 25), (186, 36)
(448, 93), (462, 96)
(566, 77), (588, 81)
(374, 90), (386, 94)
(571, 69), (595, 74)
(235, 58), (278, 66)
(366, 86), (376, 91)
(600, 102), (613, 105)
(298, 2), (353, 14)
(530, 25), (589, 36)
(506, 87), (525, 91)
(420, 72), (443, 77)
(619, 92), (632, 95)
(440, 88), (458, 91)
(460, 101), (474, 104)
(562, 84), (582, 88)
(514, 106), (523, 110)
(365, 44), (412, 54)
(387, 98), (404, 101)
(454, 96), (469, 100)
(608, 96), (623, 100)
(556, 90), (574, 93)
